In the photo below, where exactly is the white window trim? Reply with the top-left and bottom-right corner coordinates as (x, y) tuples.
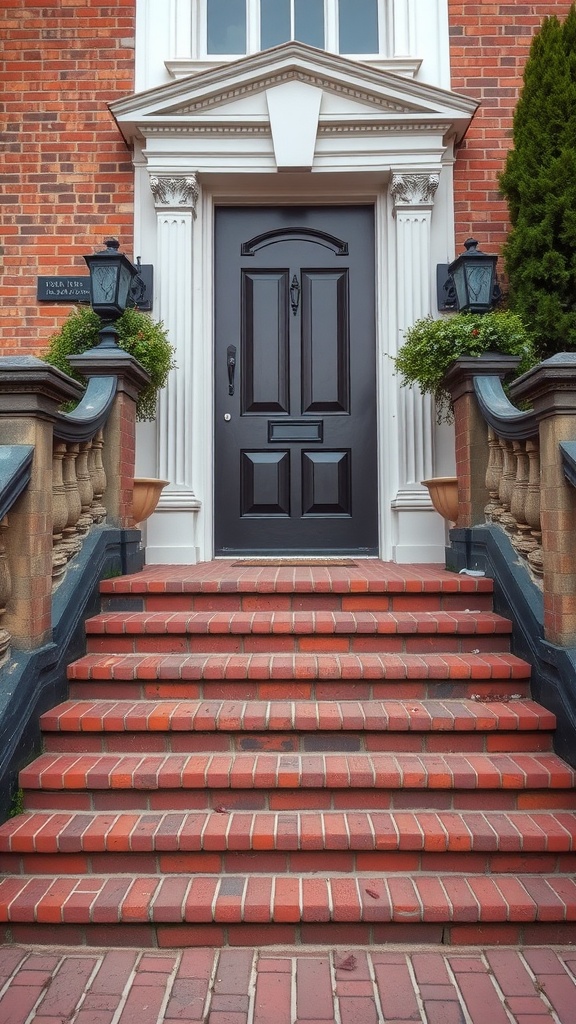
(197, 0), (389, 60)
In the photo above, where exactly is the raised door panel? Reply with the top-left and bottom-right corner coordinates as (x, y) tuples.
(301, 269), (349, 414)
(241, 270), (290, 413)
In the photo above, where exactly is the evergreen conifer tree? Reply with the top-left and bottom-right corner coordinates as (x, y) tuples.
(499, 4), (576, 358)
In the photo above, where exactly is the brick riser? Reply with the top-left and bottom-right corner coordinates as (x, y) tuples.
(1, 561), (576, 948)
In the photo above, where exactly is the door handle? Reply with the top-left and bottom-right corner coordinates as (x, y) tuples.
(227, 345), (236, 396)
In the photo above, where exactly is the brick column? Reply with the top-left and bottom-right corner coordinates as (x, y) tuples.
(511, 354), (576, 646)
(70, 350), (150, 529)
(0, 358), (82, 649)
(444, 355), (520, 528)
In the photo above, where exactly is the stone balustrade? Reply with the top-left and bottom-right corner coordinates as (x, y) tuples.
(445, 353), (576, 647)
(0, 349), (150, 652)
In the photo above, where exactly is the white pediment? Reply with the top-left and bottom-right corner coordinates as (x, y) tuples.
(111, 41), (478, 145)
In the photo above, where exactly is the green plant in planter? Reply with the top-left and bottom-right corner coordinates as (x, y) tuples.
(43, 305), (176, 422)
(394, 310), (537, 423)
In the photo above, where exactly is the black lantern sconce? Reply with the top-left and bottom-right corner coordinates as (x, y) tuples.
(437, 238), (502, 313)
(84, 238), (139, 347)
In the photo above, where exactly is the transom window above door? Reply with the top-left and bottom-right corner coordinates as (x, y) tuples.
(206, 0), (381, 56)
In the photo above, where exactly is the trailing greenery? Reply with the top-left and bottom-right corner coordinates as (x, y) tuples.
(394, 310), (537, 423)
(43, 305), (176, 421)
(499, 4), (576, 359)
(8, 788), (24, 818)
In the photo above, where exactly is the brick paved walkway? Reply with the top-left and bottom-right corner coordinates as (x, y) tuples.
(0, 945), (575, 1023)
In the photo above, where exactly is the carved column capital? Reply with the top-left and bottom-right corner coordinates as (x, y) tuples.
(149, 174), (200, 213)
(390, 172), (440, 209)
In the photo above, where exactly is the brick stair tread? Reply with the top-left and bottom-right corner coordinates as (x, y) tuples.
(100, 562), (495, 595)
(40, 697), (553, 733)
(19, 750), (576, 790)
(1, 872), (575, 925)
(2, 808), (575, 854)
(85, 610), (512, 636)
(68, 651), (530, 680)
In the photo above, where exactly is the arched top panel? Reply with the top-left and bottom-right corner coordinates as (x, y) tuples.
(241, 226), (349, 256)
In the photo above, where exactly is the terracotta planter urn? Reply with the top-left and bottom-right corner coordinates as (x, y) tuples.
(132, 477), (169, 524)
(421, 476), (459, 526)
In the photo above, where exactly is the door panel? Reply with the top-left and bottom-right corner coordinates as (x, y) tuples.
(301, 269), (349, 413)
(242, 270), (289, 413)
(214, 206), (378, 556)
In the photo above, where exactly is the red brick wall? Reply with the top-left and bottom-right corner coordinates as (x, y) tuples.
(1, 1), (136, 355)
(448, 2), (574, 257)
(4, 2), (575, 353)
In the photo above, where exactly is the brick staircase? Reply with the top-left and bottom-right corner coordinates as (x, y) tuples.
(1, 560), (575, 948)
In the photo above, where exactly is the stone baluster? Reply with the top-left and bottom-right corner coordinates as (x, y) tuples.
(484, 427), (504, 522)
(61, 443), (82, 561)
(52, 441), (69, 580)
(0, 517), (12, 660)
(510, 440), (531, 554)
(89, 429), (107, 524)
(76, 441), (94, 536)
(525, 439), (543, 577)
(497, 439), (517, 533)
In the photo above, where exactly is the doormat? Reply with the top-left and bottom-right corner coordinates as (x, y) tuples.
(232, 558), (358, 566)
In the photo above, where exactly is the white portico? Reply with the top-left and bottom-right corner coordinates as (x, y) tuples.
(111, 1), (477, 564)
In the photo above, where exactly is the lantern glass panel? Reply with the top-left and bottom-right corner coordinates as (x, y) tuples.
(91, 262), (120, 310)
(465, 261), (494, 309)
(117, 263), (134, 311)
(451, 264), (468, 311)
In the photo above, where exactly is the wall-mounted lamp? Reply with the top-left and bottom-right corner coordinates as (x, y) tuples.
(437, 238), (502, 314)
(84, 237), (139, 347)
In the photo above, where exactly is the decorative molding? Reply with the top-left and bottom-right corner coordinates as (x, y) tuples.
(170, 71), (416, 117)
(318, 122), (450, 136)
(142, 122), (451, 139)
(157, 491), (202, 512)
(149, 174), (200, 211)
(144, 125), (270, 136)
(165, 57), (424, 81)
(390, 173), (440, 207)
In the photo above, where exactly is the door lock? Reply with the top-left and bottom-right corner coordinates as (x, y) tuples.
(224, 413), (231, 422)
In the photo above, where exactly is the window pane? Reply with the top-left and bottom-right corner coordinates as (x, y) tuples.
(261, 0), (290, 49)
(207, 0), (246, 53)
(338, 0), (378, 53)
(295, 0), (324, 49)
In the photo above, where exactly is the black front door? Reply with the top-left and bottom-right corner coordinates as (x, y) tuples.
(214, 206), (378, 556)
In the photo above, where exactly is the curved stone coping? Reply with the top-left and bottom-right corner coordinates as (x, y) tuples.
(53, 376), (117, 443)
(473, 374), (539, 441)
(0, 445), (34, 522)
(560, 440), (576, 489)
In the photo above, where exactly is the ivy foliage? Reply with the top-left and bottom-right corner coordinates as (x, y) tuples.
(499, 4), (576, 359)
(394, 311), (536, 423)
(43, 306), (176, 421)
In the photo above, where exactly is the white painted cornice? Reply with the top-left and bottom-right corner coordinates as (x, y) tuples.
(110, 41), (478, 145)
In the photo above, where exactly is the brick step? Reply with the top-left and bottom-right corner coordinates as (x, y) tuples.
(39, 698), (554, 755)
(1, 809), (574, 875)
(84, 611), (513, 656)
(19, 751), (576, 810)
(102, 590), (495, 614)
(67, 651), (531, 702)
(100, 562), (495, 601)
(2, 872), (576, 950)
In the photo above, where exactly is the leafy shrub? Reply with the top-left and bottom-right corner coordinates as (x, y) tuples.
(43, 305), (176, 421)
(394, 310), (537, 422)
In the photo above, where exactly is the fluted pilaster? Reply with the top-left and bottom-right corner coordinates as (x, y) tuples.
(149, 174), (199, 496)
(390, 172), (439, 493)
